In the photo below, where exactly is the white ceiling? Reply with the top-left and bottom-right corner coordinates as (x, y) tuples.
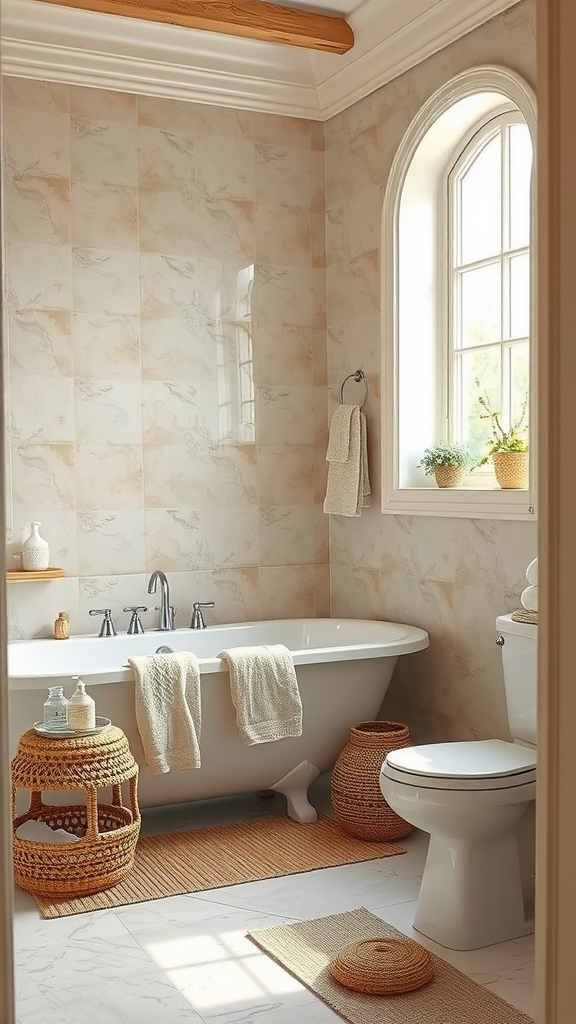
(1, 0), (522, 120)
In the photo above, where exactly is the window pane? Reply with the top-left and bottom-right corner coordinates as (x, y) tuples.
(459, 263), (501, 348)
(460, 134), (501, 265)
(509, 123), (532, 251)
(455, 346), (502, 465)
(509, 341), (530, 435)
(509, 253), (530, 339)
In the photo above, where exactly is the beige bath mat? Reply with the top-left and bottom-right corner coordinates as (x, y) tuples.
(32, 815), (404, 918)
(248, 906), (533, 1024)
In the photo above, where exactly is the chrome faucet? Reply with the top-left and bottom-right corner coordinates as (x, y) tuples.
(147, 570), (175, 631)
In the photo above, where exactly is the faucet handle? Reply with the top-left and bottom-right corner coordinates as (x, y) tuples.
(89, 608), (117, 638)
(124, 606), (148, 635)
(191, 601), (215, 629)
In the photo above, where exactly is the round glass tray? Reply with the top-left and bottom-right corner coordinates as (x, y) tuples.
(32, 717), (112, 739)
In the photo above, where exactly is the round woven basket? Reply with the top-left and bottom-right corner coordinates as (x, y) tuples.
(493, 450), (528, 489)
(331, 721), (413, 841)
(329, 937), (434, 995)
(434, 465), (464, 488)
(11, 726), (140, 899)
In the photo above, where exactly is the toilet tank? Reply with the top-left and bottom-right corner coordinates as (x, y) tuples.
(496, 613), (538, 746)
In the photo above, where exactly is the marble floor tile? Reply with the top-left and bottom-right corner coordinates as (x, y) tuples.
(12, 795), (535, 1023)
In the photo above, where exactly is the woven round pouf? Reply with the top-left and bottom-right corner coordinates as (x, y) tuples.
(331, 721), (413, 841)
(329, 937), (434, 995)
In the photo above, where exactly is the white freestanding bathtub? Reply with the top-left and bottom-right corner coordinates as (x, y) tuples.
(8, 618), (428, 821)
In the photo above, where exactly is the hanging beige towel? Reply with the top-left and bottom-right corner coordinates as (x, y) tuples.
(219, 644), (302, 746)
(323, 403), (371, 516)
(128, 653), (202, 775)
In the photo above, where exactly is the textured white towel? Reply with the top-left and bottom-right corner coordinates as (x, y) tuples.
(521, 585), (538, 612)
(323, 404), (371, 517)
(219, 644), (302, 746)
(128, 653), (202, 774)
(526, 556), (538, 586)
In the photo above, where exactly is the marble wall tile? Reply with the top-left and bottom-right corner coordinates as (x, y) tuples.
(75, 380), (143, 445)
(11, 443), (76, 511)
(71, 86), (138, 123)
(253, 324), (312, 386)
(142, 381), (218, 446)
(72, 118), (139, 186)
(255, 143), (313, 208)
(145, 506), (260, 571)
(260, 505), (317, 566)
(6, 243), (72, 311)
(77, 510), (146, 576)
(73, 314), (141, 379)
(9, 377), (75, 444)
(140, 318), (216, 384)
(259, 445), (314, 505)
(76, 445), (143, 510)
(3, 78), (69, 114)
(71, 183), (138, 250)
(255, 205), (311, 267)
(256, 385), (314, 446)
(9, 309), (73, 379)
(3, 109), (70, 178)
(139, 191), (254, 261)
(253, 264), (313, 328)
(259, 565), (316, 619)
(144, 444), (258, 508)
(3, 176), (70, 247)
(73, 247), (140, 315)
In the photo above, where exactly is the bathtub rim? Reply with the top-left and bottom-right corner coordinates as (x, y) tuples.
(7, 617), (429, 690)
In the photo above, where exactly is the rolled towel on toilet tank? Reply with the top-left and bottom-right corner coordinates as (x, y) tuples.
(525, 556), (538, 586)
(521, 585), (538, 612)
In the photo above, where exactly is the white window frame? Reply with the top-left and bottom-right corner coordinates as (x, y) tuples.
(381, 66), (537, 520)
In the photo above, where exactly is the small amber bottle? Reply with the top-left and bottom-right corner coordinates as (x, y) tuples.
(54, 611), (70, 640)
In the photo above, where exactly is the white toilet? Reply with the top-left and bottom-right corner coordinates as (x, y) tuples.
(380, 613), (537, 951)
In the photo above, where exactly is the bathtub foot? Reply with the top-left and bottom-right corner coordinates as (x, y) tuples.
(271, 761), (320, 824)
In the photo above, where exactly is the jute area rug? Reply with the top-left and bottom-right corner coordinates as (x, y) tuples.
(34, 815), (404, 919)
(248, 907), (534, 1024)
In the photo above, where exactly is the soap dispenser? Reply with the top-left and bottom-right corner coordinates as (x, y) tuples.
(67, 677), (96, 731)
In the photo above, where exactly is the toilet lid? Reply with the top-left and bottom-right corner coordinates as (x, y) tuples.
(382, 739), (536, 791)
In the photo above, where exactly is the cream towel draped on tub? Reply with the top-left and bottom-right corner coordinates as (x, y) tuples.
(128, 653), (202, 775)
(219, 644), (302, 745)
(323, 403), (370, 516)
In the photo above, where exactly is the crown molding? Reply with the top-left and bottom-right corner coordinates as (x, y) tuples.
(0, 0), (523, 120)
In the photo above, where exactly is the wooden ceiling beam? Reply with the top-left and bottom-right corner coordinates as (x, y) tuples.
(35, 0), (355, 54)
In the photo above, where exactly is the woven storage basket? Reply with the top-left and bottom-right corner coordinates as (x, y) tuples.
(11, 726), (140, 899)
(493, 450), (528, 489)
(331, 721), (413, 841)
(434, 465), (464, 488)
(329, 937), (434, 995)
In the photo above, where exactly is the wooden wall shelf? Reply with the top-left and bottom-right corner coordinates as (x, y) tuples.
(6, 568), (66, 582)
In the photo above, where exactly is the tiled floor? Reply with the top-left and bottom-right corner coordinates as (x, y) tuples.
(13, 780), (534, 1023)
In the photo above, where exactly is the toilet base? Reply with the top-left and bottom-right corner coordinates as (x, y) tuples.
(413, 832), (534, 950)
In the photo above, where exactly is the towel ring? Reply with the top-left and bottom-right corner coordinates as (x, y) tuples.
(339, 369), (368, 409)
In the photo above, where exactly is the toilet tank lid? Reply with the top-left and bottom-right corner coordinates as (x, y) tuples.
(385, 739), (536, 779)
(496, 613), (537, 639)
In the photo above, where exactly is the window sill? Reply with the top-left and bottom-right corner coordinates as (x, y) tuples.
(381, 486), (536, 520)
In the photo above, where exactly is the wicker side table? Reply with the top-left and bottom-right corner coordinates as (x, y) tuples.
(11, 726), (141, 899)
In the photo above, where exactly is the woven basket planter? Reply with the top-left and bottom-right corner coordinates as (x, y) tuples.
(493, 450), (528, 489)
(331, 721), (413, 841)
(434, 465), (464, 488)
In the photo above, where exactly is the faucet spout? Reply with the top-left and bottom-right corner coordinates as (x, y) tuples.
(147, 570), (174, 631)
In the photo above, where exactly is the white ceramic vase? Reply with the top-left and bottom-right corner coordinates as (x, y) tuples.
(21, 521), (50, 571)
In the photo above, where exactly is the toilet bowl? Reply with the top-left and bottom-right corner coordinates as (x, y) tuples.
(380, 613), (537, 951)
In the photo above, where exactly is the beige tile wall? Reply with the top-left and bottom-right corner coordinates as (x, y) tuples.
(3, 80), (329, 638)
(2, 1), (538, 746)
(325, 0), (538, 742)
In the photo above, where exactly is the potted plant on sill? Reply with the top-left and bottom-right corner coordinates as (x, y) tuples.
(417, 442), (470, 488)
(475, 383), (529, 489)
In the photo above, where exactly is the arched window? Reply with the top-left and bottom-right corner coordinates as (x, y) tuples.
(381, 67), (536, 520)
